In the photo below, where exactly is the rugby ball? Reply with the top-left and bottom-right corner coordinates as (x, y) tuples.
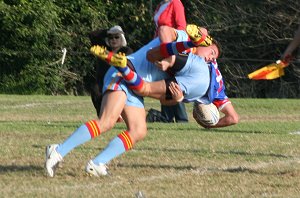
(193, 102), (220, 127)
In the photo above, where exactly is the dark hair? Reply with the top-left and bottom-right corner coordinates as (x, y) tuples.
(212, 39), (222, 58)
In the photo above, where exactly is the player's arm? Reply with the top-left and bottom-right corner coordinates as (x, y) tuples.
(130, 79), (183, 105)
(209, 102), (239, 128)
(160, 81), (184, 105)
(159, 96), (178, 106)
(132, 80), (166, 99)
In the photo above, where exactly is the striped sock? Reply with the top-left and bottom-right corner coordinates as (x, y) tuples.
(56, 120), (100, 157)
(160, 41), (195, 58)
(93, 131), (133, 165)
(115, 66), (144, 90)
(85, 120), (101, 138)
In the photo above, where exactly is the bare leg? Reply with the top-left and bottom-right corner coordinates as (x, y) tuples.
(89, 101), (147, 171)
(133, 80), (167, 100)
(45, 90), (127, 177)
(96, 90), (127, 132)
(122, 105), (147, 144)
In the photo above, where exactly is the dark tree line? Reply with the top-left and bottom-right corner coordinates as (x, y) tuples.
(0, 0), (299, 97)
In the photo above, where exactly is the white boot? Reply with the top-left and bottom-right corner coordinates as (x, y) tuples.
(45, 144), (63, 177)
(85, 160), (108, 176)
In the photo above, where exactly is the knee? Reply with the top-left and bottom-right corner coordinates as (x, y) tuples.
(230, 114), (239, 125)
(232, 114), (239, 125)
(97, 118), (116, 133)
(128, 127), (147, 145)
(137, 128), (148, 141)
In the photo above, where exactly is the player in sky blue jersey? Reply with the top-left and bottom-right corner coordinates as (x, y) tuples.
(93, 28), (216, 104)
(92, 24), (238, 128)
(44, 26), (205, 178)
(101, 38), (212, 107)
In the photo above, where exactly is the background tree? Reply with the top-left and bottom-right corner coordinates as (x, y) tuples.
(0, 0), (299, 97)
(183, 0), (300, 98)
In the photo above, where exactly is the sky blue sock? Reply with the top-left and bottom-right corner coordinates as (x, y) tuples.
(56, 124), (91, 157)
(93, 136), (126, 165)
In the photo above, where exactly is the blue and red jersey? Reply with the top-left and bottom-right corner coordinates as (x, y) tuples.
(207, 60), (230, 110)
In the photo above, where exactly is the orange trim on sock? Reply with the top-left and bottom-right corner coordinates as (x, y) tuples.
(118, 131), (133, 150)
(85, 120), (100, 138)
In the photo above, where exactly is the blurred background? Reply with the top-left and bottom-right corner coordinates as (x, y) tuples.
(0, 0), (299, 98)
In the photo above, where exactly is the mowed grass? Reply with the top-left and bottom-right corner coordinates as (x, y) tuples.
(0, 94), (300, 197)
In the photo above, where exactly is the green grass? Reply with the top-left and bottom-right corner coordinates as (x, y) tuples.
(0, 95), (300, 197)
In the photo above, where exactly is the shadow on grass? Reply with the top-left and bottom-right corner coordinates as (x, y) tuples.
(0, 165), (43, 174)
(116, 163), (299, 176)
(135, 147), (291, 159)
(147, 126), (265, 134)
(200, 129), (265, 134)
(115, 163), (264, 174)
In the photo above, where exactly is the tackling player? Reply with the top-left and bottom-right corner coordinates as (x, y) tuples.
(91, 24), (239, 128)
(44, 24), (238, 178)
(45, 25), (196, 178)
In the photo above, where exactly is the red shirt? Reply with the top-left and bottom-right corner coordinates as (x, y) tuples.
(154, 0), (186, 37)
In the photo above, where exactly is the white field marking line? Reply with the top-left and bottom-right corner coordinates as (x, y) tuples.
(1, 172), (184, 193)
(192, 158), (300, 175)
(289, 131), (300, 135)
(1, 183), (102, 194)
(1, 101), (83, 109)
(139, 158), (300, 181)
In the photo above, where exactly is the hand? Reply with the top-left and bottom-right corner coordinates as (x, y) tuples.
(168, 82), (184, 102)
(154, 59), (171, 71)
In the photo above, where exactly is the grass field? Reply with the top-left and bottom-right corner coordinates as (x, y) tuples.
(0, 94), (300, 197)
